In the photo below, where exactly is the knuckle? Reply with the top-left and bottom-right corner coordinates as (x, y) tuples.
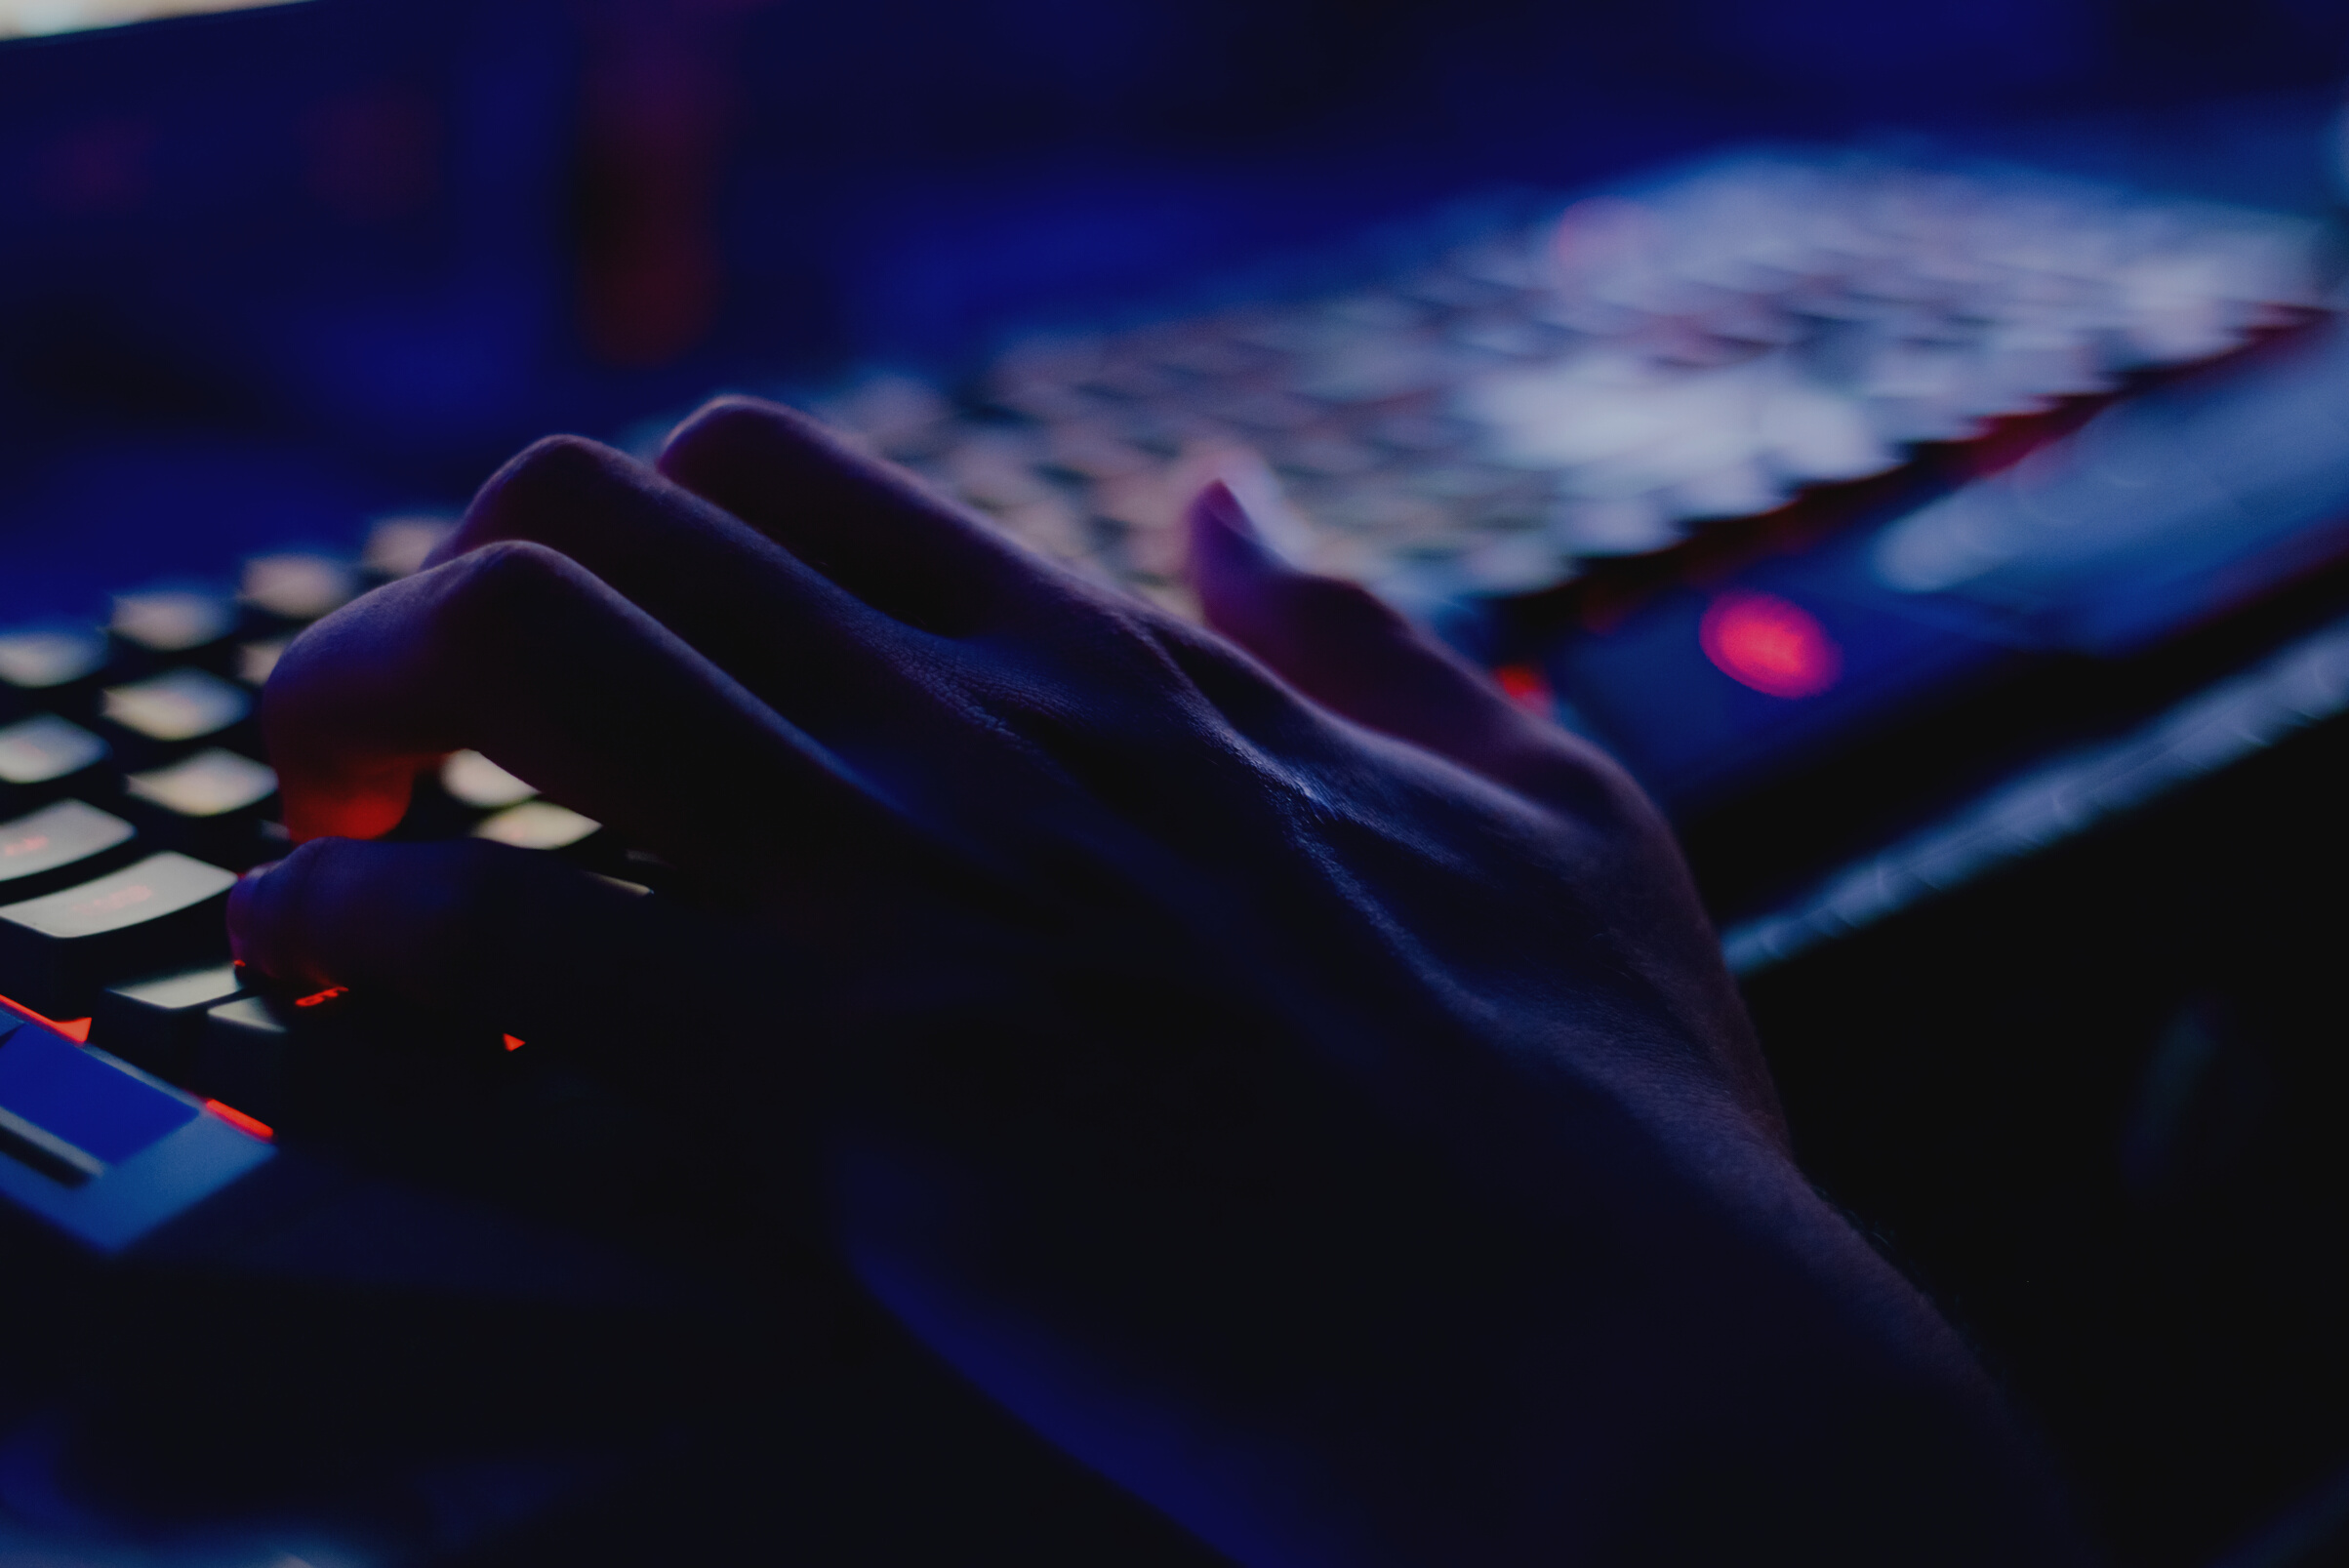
(426, 540), (585, 671)
(664, 396), (816, 466)
(453, 435), (631, 560)
(494, 433), (628, 502)
(449, 537), (574, 612)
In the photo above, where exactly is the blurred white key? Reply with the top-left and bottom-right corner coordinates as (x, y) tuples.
(0, 715), (106, 786)
(0, 628), (105, 692)
(111, 590), (233, 653)
(101, 669), (249, 743)
(237, 638), (288, 687)
(441, 749), (536, 809)
(240, 553), (357, 622)
(472, 801), (598, 851)
(125, 748), (277, 819)
(363, 515), (458, 580)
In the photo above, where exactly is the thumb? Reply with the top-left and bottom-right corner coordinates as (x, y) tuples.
(227, 836), (791, 1084)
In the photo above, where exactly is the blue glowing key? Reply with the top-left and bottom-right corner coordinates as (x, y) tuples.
(0, 1014), (276, 1251)
(0, 1018), (196, 1166)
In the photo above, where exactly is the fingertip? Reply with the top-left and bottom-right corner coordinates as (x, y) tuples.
(1187, 480), (1285, 627)
(433, 435), (659, 576)
(225, 851), (331, 988)
(1189, 478), (1256, 540)
(276, 757), (420, 846)
(224, 860), (274, 971)
(656, 395), (819, 484)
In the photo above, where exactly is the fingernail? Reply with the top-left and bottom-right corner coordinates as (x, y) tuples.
(1195, 480), (1265, 545)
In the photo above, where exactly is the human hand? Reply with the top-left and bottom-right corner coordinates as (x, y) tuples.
(228, 401), (2089, 1566)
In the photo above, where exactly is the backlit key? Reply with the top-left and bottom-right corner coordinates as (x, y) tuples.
(94, 963), (245, 1082)
(0, 626), (108, 718)
(195, 994), (292, 1121)
(237, 636), (289, 687)
(0, 800), (138, 902)
(100, 667), (253, 763)
(122, 749), (278, 867)
(0, 853), (238, 1019)
(0, 1015), (272, 1253)
(0, 713), (110, 811)
(361, 515), (456, 581)
(239, 553), (357, 623)
(473, 800), (598, 851)
(442, 749), (536, 810)
(0, 1019), (198, 1174)
(111, 589), (235, 657)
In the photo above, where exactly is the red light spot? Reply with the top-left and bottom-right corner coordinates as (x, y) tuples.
(1491, 663), (1555, 715)
(0, 993), (91, 1042)
(1699, 591), (1842, 699)
(77, 883), (152, 914)
(203, 1100), (273, 1141)
(293, 985), (349, 1009)
(503, 1033), (525, 1052)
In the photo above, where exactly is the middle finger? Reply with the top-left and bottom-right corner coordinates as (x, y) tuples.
(429, 435), (921, 734)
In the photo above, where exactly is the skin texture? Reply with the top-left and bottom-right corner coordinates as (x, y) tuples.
(228, 399), (2095, 1566)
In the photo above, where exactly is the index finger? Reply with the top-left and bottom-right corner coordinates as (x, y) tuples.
(264, 539), (890, 881)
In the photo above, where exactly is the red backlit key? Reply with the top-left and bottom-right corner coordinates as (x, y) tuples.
(0, 853), (238, 1019)
(0, 799), (139, 903)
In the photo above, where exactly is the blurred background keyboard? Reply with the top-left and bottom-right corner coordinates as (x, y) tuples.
(824, 151), (2328, 606)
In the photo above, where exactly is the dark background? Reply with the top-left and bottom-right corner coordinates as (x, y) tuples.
(0, 0), (2346, 620)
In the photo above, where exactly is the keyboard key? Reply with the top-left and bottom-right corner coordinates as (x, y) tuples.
(0, 852), (238, 1019)
(473, 800), (598, 852)
(0, 1019), (197, 1175)
(0, 713), (111, 811)
(0, 800), (139, 902)
(195, 993), (293, 1121)
(237, 636), (289, 687)
(441, 749), (535, 809)
(0, 1014), (272, 1253)
(0, 1085), (105, 1186)
(111, 588), (235, 657)
(241, 552), (358, 624)
(124, 748), (276, 814)
(92, 962), (244, 1082)
(121, 748), (278, 867)
(193, 981), (509, 1131)
(0, 625), (109, 718)
(361, 515), (457, 581)
(99, 667), (255, 764)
